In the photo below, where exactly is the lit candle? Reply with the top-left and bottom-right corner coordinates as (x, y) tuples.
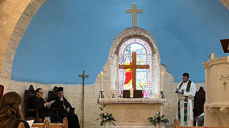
(161, 71), (164, 91)
(100, 71), (103, 91)
(210, 53), (215, 60)
(130, 88), (133, 98)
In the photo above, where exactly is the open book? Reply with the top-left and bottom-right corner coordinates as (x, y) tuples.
(26, 120), (34, 127)
(49, 100), (55, 105)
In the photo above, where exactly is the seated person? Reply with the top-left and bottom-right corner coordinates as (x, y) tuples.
(51, 87), (80, 128)
(32, 88), (60, 123)
(0, 92), (30, 128)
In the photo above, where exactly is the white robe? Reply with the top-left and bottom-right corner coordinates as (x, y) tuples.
(176, 81), (196, 126)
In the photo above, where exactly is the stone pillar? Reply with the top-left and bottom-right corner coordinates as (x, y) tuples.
(203, 56), (229, 127)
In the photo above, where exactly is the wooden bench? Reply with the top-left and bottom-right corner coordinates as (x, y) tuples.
(32, 117), (68, 128)
(18, 122), (25, 128)
(18, 117), (68, 128)
(174, 119), (229, 128)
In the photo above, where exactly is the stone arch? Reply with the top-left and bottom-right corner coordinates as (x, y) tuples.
(0, 0), (46, 90)
(106, 27), (161, 96)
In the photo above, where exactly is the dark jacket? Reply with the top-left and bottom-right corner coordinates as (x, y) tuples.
(32, 96), (50, 119)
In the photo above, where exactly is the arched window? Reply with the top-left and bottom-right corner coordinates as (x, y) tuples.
(119, 38), (153, 97)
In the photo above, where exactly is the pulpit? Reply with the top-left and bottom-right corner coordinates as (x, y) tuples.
(98, 98), (167, 127)
(203, 56), (229, 127)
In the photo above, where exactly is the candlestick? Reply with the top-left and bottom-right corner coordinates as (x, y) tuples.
(161, 71), (164, 91)
(100, 71), (103, 91)
(130, 88), (133, 98)
(98, 91), (104, 98)
(210, 53), (215, 60)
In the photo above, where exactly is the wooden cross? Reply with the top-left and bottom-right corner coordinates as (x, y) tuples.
(78, 70), (88, 128)
(119, 52), (149, 90)
(126, 4), (143, 27)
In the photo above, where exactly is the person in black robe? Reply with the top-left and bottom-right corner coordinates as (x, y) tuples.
(51, 87), (80, 128)
(32, 88), (60, 123)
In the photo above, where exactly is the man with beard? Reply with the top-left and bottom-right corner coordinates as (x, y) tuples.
(176, 73), (196, 126)
(51, 87), (80, 128)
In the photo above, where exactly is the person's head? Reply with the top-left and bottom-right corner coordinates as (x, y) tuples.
(182, 73), (189, 82)
(35, 88), (43, 98)
(57, 87), (64, 98)
(0, 92), (23, 127)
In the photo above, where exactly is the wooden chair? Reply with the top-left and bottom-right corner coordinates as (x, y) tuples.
(23, 85), (41, 122)
(0, 85), (4, 103)
(32, 117), (68, 128)
(47, 86), (58, 102)
(47, 86), (60, 117)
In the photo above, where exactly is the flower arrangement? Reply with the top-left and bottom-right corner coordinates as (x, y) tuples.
(97, 105), (116, 126)
(148, 112), (169, 126)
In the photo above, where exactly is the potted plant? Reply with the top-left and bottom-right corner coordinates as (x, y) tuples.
(97, 105), (116, 128)
(148, 112), (169, 128)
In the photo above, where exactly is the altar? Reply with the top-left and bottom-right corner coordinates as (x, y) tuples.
(98, 98), (167, 127)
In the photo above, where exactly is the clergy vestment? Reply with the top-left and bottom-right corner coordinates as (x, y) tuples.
(176, 80), (196, 126)
(51, 97), (80, 128)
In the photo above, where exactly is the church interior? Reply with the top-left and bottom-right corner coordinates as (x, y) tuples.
(0, 0), (229, 128)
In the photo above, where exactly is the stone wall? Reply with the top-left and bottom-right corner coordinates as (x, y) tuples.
(0, 0), (46, 77)
(0, 50), (120, 128)
(2, 78), (102, 127)
(1, 63), (205, 128)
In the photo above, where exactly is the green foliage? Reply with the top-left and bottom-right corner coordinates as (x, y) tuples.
(148, 112), (169, 126)
(97, 104), (116, 126)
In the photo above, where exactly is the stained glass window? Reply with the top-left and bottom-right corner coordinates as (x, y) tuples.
(119, 38), (152, 97)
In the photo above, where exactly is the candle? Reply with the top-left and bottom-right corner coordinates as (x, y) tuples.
(100, 71), (103, 91)
(130, 88), (133, 98)
(161, 71), (164, 91)
(210, 53), (215, 60)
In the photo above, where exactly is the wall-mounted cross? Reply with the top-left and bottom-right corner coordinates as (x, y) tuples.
(79, 70), (88, 128)
(126, 4), (143, 27)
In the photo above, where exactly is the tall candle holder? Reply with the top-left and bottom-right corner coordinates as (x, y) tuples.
(100, 71), (103, 91)
(98, 91), (104, 98)
(160, 91), (165, 99)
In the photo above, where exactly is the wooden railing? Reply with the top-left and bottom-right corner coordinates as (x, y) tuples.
(18, 117), (68, 128)
(18, 122), (25, 128)
(32, 117), (68, 128)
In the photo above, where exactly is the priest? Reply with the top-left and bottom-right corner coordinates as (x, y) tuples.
(51, 87), (80, 128)
(176, 73), (196, 126)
